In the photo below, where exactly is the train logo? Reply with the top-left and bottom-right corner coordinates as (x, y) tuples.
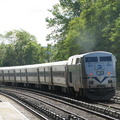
(97, 65), (102, 69)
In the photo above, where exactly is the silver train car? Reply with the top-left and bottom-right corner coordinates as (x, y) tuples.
(0, 51), (116, 100)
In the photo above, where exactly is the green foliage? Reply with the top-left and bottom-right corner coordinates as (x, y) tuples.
(46, 0), (81, 59)
(23, 41), (42, 64)
(2, 44), (16, 66)
(0, 29), (53, 66)
(0, 43), (7, 66)
(46, 0), (81, 42)
(46, 0), (120, 84)
(44, 44), (53, 62)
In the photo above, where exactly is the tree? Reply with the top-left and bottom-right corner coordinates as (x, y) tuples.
(0, 29), (53, 66)
(46, 0), (81, 42)
(44, 44), (53, 62)
(0, 43), (7, 66)
(2, 44), (16, 66)
(3, 29), (37, 65)
(0, 29), (48, 66)
(13, 29), (37, 65)
(46, 0), (81, 60)
(24, 41), (43, 64)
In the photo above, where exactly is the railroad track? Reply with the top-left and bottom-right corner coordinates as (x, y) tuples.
(0, 87), (87, 120)
(0, 86), (120, 120)
(97, 101), (120, 111)
(112, 90), (120, 102)
(0, 92), (49, 120)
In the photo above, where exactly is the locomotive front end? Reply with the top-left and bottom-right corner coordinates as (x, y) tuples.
(82, 51), (116, 100)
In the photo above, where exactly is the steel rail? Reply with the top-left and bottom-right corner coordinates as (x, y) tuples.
(0, 92), (49, 120)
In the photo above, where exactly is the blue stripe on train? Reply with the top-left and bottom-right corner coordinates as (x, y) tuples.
(92, 77), (108, 83)
(82, 76), (115, 83)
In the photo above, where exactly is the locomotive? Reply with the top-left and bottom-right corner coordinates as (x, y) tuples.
(0, 51), (116, 100)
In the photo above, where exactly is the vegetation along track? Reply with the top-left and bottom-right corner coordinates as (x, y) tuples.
(0, 87), (120, 120)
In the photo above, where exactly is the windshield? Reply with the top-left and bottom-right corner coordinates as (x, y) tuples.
(100, 56), (112, 61)
(85, 57), (98, 62)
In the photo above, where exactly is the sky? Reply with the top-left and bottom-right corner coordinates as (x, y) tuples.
(0, 0), (59, 46)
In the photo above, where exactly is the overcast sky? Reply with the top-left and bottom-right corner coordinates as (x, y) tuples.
(0, 0), (59, 46)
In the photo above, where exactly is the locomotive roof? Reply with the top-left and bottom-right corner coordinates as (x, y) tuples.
(69, 51), (112, 58)
(83, 51), (112, 56)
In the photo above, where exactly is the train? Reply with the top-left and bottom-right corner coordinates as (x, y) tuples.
(0, 51), (117, 100)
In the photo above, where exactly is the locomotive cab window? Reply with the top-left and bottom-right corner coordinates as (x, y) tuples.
(100, 56), (112, 61)
(85, 57), (98, 62)
(72, 58), (81, 64)
(76, 58), (81, 64)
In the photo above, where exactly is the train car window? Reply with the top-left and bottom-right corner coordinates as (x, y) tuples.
(69, 72), (72, 83)
(85, 57), (98, 62)
(39, 72), (44, 76)
(4, 73), (9, 76)
(45, 71), (50, 77)
(28, 72), (37, 76)
(9, 73), (14, 76)
(53, 71), (65, 77)
(100, 56), (112, 61)
(0, 73), (3, 76)
(76, 58), (80, 64)
(21, 73), (26, 76)
(16, 73), (20, 76)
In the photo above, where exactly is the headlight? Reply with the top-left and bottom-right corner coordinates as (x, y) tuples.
(108, 72), (111, 75)
(96, 71), (104, 75)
